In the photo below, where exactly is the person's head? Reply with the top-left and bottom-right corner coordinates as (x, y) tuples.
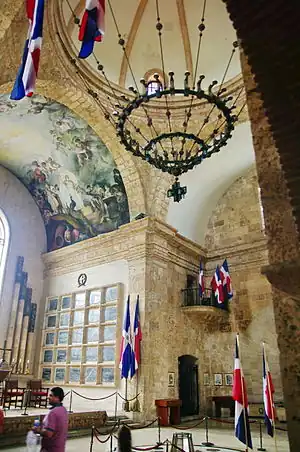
(49, 387), (64, 406)
(118, 425), (132, 452)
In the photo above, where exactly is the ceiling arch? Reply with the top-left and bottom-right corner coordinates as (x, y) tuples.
(0, 83), (147, 252)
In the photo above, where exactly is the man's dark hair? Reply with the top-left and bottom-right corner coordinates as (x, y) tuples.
(118, 425), (132, 452)
(51, 387), (65, 402)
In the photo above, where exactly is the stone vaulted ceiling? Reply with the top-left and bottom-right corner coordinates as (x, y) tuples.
(62, 0), (241, 89)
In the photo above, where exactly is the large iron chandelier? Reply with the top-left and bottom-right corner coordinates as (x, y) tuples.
(59, 0), (246, 202)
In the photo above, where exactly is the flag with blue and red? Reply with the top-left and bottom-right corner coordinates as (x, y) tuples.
(78, 0), (105, 59)
(232, 336), (253, 449)
(263, 344), (276, 437)
(11, 0), (45, 100)
(131, 295), (142, 378)
(119, 296), (133, 379)
(211, 266), (225, 304)
(198, 261), (204, 297)
(220, 259), (233, 300)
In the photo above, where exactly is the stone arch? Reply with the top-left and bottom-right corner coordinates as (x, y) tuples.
(0, 80), (147, 220)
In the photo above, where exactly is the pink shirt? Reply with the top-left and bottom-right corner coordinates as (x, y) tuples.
(42, 405), (68, 452)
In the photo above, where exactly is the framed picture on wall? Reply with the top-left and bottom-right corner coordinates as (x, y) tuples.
(214, 373), (223, 386)
(203, 373), (210, 386)
(168, 372), (175, 387)
(225, 373), (233, 386)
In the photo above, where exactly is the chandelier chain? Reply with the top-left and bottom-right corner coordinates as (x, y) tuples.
(180, 0), (207, 156)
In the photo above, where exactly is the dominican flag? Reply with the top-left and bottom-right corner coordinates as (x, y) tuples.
(131, 295), (142, 378)
(11, 0), (45, 100)
(263, 344), (276, 437)
(119, 296), (133, 379)
(211, 266), (224, 304)
(199, 261), (204, 297)
(220, 259), (233, 300)
(78, 0), (105, 59)
(232, 336), (253, 449)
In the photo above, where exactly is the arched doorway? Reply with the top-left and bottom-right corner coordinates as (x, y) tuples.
(178, 355), (199, 417)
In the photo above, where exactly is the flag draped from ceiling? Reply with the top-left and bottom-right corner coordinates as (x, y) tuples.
(78, 0), (105, 58)
(11, 0), (45, 100)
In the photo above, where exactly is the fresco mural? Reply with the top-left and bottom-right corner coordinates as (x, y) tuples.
(0, 94), (130, 251)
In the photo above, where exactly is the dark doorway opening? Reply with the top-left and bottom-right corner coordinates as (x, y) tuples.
(178, 355), (199, 417)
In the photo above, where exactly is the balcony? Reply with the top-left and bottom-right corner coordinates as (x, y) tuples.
(181, 288), (229, 327)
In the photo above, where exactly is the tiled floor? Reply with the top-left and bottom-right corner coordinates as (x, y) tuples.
(8, 425), (289, 451)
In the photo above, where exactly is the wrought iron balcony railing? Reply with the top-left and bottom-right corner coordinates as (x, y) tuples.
(181, 287), (229, 311)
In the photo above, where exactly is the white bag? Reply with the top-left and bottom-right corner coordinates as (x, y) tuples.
(26, 431), (40, 452)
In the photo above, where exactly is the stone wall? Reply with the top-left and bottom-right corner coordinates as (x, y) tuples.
(203, 166), (282, 408)
(42, 218), (207, 419)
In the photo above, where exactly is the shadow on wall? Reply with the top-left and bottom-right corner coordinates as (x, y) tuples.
(0, 94), (130, 252)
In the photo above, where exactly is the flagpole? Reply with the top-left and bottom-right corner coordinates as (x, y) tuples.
(237, 334), (249, 452)
(124, 377), (129, 412)
(263, 343), (278, 452)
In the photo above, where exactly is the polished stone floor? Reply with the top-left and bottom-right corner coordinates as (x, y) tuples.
(10, 425), (289, 451)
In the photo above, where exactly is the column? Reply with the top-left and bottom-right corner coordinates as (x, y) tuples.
(241, 52), (300, 452)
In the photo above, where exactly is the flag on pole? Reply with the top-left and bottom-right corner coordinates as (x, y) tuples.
(78, 0), (105, 58)
(232, 336), (253, 449)
(131, 295), (142, 378)
(119, 296), (132, 379)
(220, 259), (233, 300)
(11, 0), (45, 100)
(211, 266), (225, 304)
(199, 261), (204, 297)
(263, 344), (276, 437)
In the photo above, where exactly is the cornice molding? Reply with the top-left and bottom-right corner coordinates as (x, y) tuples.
(43, 217), (206, 278)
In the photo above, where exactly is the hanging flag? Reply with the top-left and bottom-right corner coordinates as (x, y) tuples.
(11, 0), (45, 100)
(263, 343), (276, 437)
(119, 296), (132, 379)
(78, 0), (105, 59)
(211, 266), (225, 304)
(220, 259), (233, 300)
(232, 336), (253, 449)
(131, 295), (142, 378)
(198, 261), (204, 297)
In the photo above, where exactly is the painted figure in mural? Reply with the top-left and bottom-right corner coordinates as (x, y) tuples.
(57, 172), (84, 211)
(45, 184), (63, 214)
(86, 185), (109, 222)
(73, 137), (93, 166)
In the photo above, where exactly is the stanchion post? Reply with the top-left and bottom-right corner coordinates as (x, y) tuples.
(68, 389), (73, 413)
(110, 430), (113, 452)
(21, 389), (29, 416)
(90, 425), (94, 452)
(201, 416), (214, 447)
(158, 416), (161, 445)
(257, 420), (266, 451)
(153, 416), (163, 450)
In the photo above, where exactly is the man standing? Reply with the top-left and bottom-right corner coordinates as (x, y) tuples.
(35, 387), (68, 452)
